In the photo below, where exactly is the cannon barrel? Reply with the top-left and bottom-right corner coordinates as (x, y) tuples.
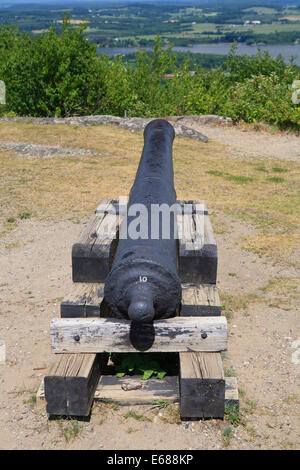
(104, 119), (181, 323)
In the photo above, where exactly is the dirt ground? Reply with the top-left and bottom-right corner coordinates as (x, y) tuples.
(0, 120), (299, 450)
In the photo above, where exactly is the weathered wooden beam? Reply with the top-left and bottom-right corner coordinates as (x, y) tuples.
(50, 316), (227, 354)
(179, 352), (225, 419)
(60, 283), (104, 318)
(72, 199), (121, 283)
(44, 353), (107, 416)
(178, 202), (218, 284)
(181, 283), (221, 316)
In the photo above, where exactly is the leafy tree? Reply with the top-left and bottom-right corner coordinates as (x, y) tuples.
(0, 15), (106, 116)
(129, 36), (176, 116)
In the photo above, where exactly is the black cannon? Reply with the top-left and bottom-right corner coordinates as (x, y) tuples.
(104, 119), (181, 323)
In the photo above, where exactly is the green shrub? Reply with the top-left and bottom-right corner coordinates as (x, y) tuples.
(225, 72), (300, 127)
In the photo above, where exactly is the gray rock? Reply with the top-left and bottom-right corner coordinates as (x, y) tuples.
(1, 142), (100, 159)
(0, 114), (212, 142)
(173, 124), (209, 142)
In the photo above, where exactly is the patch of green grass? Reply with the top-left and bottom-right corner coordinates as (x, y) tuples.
(224, 367), (237, 377)
(206, 170), (224, 177)
(23, 394), (37, 407)
(222, 425), (234, 447)
(152, 399), (171, 409)
(5, 242), (19, 249)
(127, 427), (137, 434)
(225, 404), (244, 427)
(123, 410), (147, 421)
(57, 418), (81, 443)
(246, 426), (259, 439)
(225, 311), (232, 320)
(18, 211), (31, 220)
(266, 176), (284, 183)
(160, 404), (181, 424)
(7, 217), (16, 223)
(272, 167), (289, 173)
(254, 166), (268, 172)
(225, 175), (254, 184)
(243, 397), (257, 414)
(228, 272), (237, 277)
(220, 292), (250, 317)
(206, 170), (254, 184)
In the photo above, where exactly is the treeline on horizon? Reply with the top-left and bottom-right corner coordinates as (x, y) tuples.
(0, 17), (299, 129)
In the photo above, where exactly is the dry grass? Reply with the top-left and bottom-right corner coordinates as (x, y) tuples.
(220, 276), (300, 317)
(0, 121), (299, 264)
(241, 232), (300, 265)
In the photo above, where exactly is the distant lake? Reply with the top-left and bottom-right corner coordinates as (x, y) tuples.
(98, 43), (300, 66)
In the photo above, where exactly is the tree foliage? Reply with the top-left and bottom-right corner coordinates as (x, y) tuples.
(0, 18), (299, 128)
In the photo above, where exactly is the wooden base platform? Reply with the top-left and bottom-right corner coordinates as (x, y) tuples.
(43, 198), (236, 419)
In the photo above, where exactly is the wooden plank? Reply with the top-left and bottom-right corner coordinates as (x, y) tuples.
(95, 198), (128, 215)
(44, 353), (107, 416)
(60, 283), (104, 318)
(178, 201), (218, 284)
(96, 375), (179, 405)
(181, 283), (221, 316)
(95, 198), (117, 214)
(72, 199), (120, 283)
(224, 377), (239, 410)
(37, 375), (238, 409)
(179, 274), (225, 419)
(50, 316), (227, 354)
(179, 352), (225, 419)
(176, 200), (207, 215)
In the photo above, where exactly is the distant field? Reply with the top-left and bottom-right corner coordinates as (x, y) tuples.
(235, 23), (300, 33)
(190, 23), (218, 33)
(1, 1), (300, 47)
(243, 7), (278, 14)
